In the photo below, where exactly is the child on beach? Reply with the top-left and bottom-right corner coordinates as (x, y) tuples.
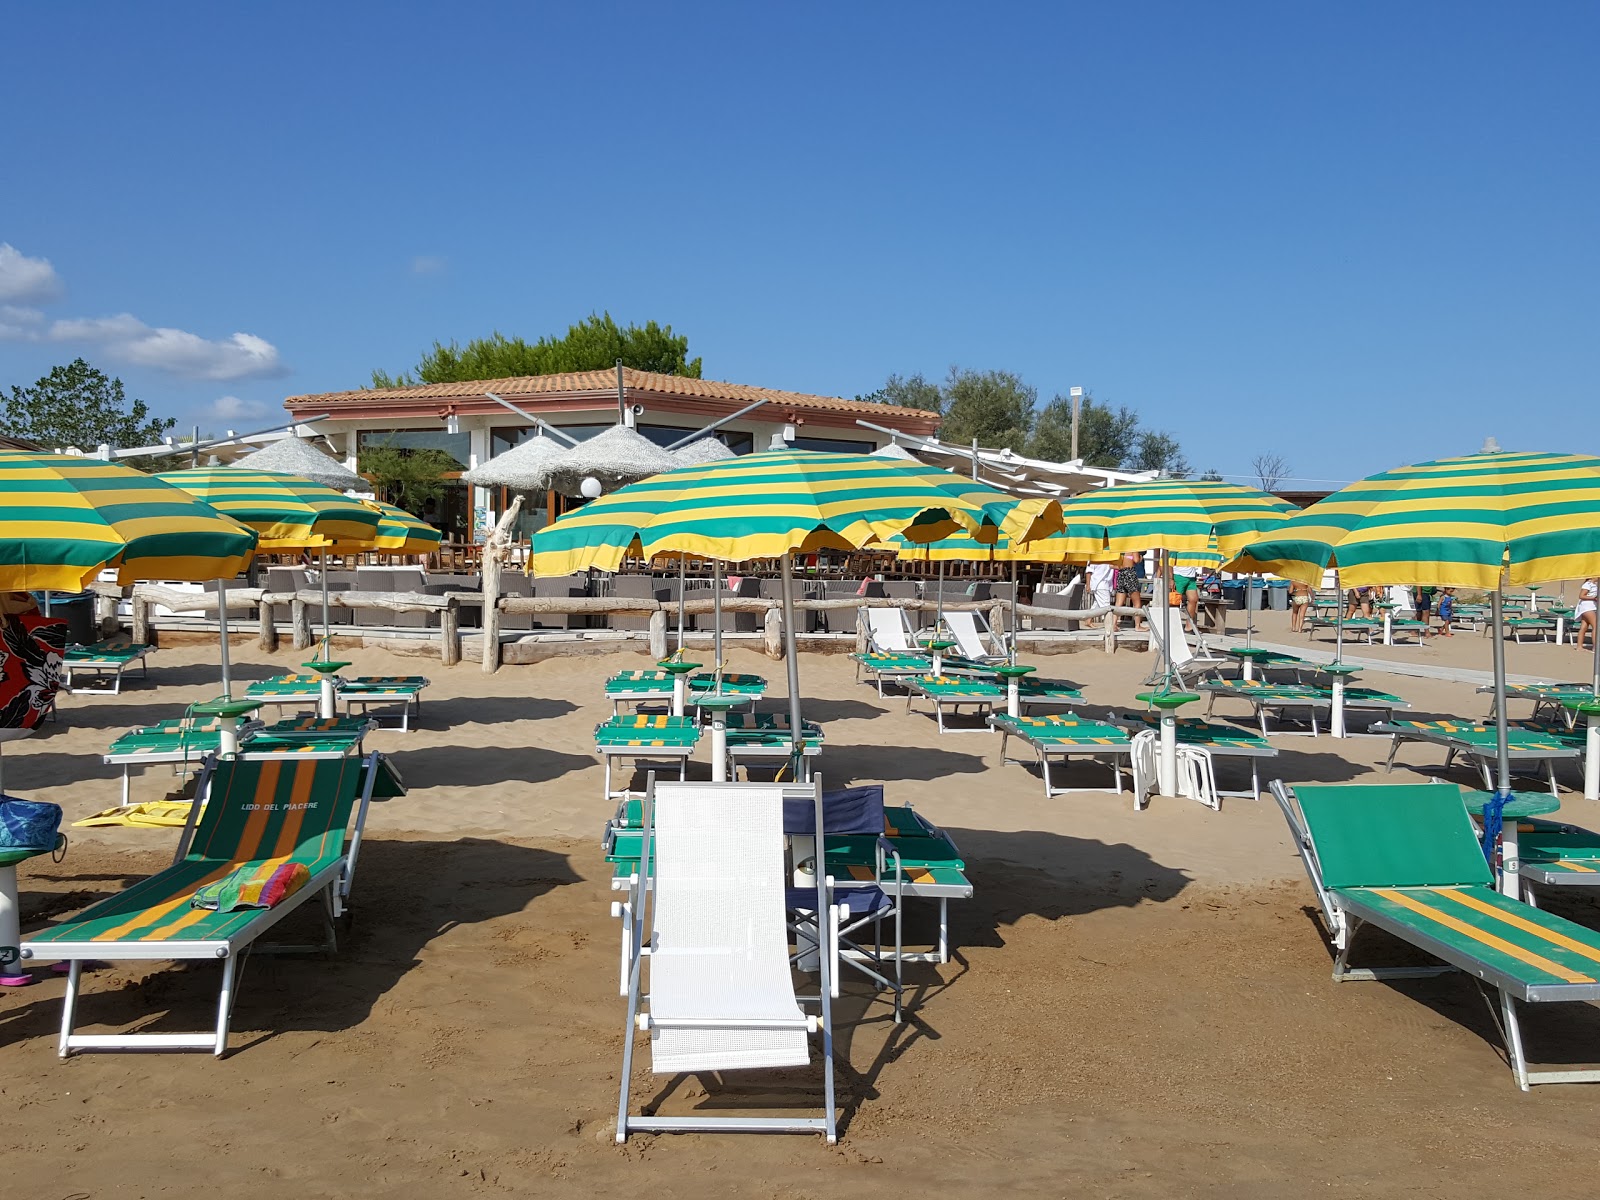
(1434, 588), (1455, 637)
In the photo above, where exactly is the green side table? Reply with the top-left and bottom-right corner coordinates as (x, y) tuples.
(993, 663), (1037, 719)
(694, 693), (744, 782)
(1461, 789), (1562, 899)
(658, 659), (702, 717)
(1135, 691), (1201, 800)
(191, 696), (265, 756)
(301, 660), (350, 720)
(1562, 698), (1600, 802)
(919, 638), (957, 676)
(1317, 662), (1362, 738)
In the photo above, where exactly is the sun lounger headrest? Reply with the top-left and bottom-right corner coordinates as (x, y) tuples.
(782, 785), (885, 837)
(1295, 782), (1493, 890)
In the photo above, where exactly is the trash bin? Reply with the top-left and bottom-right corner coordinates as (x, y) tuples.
(34, 591), (96, 644)
(1221, 581), (1246, 610)
(1268, 581), (1290, 611)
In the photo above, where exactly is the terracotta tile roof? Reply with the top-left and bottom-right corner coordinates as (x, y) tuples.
(283, 368), (940, 426)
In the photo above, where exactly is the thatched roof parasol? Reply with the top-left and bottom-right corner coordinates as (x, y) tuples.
(872, 441), (921, 461)
(230, 437), (364, 491)
(536, 425), (679, 496)
(672, 438), (737, 467)
(461, 434), (565, 490)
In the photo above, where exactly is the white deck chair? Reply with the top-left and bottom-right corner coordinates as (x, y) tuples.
(942, 610), (1006, 664)
(1145, 606), (1228, 686)
(616, 777), (836, 1143)
(1129, 729), (1220, 811)
(864, 606), (916, 654)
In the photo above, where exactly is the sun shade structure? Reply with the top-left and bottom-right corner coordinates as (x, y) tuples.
(360, 500), (442, 556)
(530, 450), (1064, 575)
(460, 434), (566, 490)
(1055, 478), (1294, 557)
(671, 437), (737, 467)
(1237, 449), (1600, 878)
(1228, 450), (1600, 589)
(154, 468), (382, 549)
(533, 425), (680, 497)
(228, 438), (364, 492)
(0, 450), (258, 592)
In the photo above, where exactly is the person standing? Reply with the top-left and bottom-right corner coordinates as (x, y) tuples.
(1435, 588), (1456, 637)
(1114, 553), (1144, 630)
(1289, 580), (1312, 633)
(1415, 584), (1435, 635)
(1087, 557), (1115, 611)
(1576, 577), (1598, 651)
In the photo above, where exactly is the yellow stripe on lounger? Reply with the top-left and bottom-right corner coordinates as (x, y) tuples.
(1438, 888), (1600, 965)
(1372, 888), (1593, 984)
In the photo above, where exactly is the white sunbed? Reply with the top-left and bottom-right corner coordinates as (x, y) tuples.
(615, 777), (837, 1142)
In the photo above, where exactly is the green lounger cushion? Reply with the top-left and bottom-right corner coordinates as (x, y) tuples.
(1118, 712), (1270, 749)
(107, 730), (221, 758)
(912, 675), (1003, 698)
(1014, 678), (1083, 699)
(594, 714), (701, 748)
(991, 713), (1130, 745)
(66, 641), (150, 662)
(1295, 782), (1492, 890)
(851, 652), (930, 670)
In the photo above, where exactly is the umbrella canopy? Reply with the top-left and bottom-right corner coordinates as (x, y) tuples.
(1229, 450), (1600, 588)
(535, 425), (680, 497)
(154, 468), (382, 548)
(360, 500), (442, 556)
(229, 438), (364, 491)
(890, 521), (1107, 563)
(672, 438), (737, 467)
(530, 450), (1063, 575)
(460, 434), (566, 490)
(1056, 478), (1294, 556)
(0, 450), (258, 591)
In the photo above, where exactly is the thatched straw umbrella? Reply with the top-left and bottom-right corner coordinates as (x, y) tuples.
(672, 438), (737, 467)
(872, 442), (920, 461)
(460, 434), (565, 490)
(536, 425), (679, 497)
(230, 437), (364, 491)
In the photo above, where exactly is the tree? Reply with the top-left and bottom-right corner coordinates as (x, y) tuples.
(4, 358), (175, 450)
(1132, 430), (1191, 477)
(1199, 467), (1224, 482)
(358, 441), (460, 512)
(856, 372), (942, 413)
(939, 368), (1034, 449)
(1251, 453), (1290, 492)
(371, 313), (701, 388)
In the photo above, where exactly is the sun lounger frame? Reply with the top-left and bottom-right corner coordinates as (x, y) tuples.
(1271, 779), (1600, 1089)
(25, 751), (389, 1058)
(63, 644), (153, 695)
(1376, 721), (1575, 795)
(992, 714), (1131, 797)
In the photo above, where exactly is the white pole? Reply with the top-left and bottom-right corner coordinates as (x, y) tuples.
(216, 578), (234, 699)
(675, 556), (686, 654)
(0, 863), (27, 986)
(713, 559), (724, 691)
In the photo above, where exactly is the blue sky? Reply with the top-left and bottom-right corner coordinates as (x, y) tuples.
(1, 2), (1594, 485)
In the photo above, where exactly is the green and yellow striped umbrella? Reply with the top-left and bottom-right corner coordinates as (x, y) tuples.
(1055, 479), (1294, 556)
(343, 500), (441, 556)
(889, 519), (1107, 563)
(530, 450), (1063, 575)
(1230, 450), (1600, 588)
(0, 450), (258, 591)
(153, 467), (381, 548)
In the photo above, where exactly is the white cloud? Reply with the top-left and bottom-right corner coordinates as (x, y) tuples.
(208, 395), (269, 421)
(32, 312), (288, 381)
(0, 305), (45, 340)
(0, 244), (64, 304)
(411, 254), (448, 276)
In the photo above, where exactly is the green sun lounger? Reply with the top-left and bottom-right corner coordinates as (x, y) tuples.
(989, 712), (1133, 797)
(1374, 719), (1579, 794)
(63, 641), (154, 695)
(1478, 681), (1594, 726)
(717, 712), (824, 779)
(594, 714), (701, 798)
(1515, 819), (1600, 895)
(1110, 712), (1278, 800)
(603, 669), (768, 713)
(1201, 677), (1408, 736)
(244, 673), (429, 731)
(23, 751), (404, 1057)
(904, 674), (1003, 733)
(1218, 647), (1313, 681)
(1305, 616), (1380, 644)
(1505, 616), (1558, 643)
(1272, 779), (1600, 1089)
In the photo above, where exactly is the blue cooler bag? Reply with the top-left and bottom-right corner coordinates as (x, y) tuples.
(0, 797), (63, 851)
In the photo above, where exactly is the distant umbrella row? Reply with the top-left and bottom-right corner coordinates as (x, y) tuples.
(462, 426), (734, 495)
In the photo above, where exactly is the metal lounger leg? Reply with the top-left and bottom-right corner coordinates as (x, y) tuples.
(937, 898), (949, 964)
(213, 953), (238, 1057)
(1499, 989), (1531, 1091)
(58, 960), (83, 1058)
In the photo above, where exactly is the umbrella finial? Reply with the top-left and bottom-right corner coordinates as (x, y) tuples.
(1480, 436), (1503, 455)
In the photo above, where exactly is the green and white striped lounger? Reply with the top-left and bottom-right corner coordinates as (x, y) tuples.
(593, 713), (701, 798)
(1200, 677), (1408, 736)
(989, 712), (1132, 797)
(1374, 719), (1579, 794)
(1110, 711), (1279, 800)
(719, 712), (824, 780)
(603, 669), (767, 713)
(64, 641), (154, 695)
(1273, 779), (1600, 1088)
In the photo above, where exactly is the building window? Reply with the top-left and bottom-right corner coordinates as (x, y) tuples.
(358, 429), (471, 468)
(791, 434), (873, 455)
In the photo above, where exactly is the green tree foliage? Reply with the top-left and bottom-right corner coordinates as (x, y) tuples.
(939, 368), (1035, 449)
(4, 358), (176, 450)
(856, 371), (943, 412)
(358, 441), (460, 511)
(372, 313), (702, 388)
(1131, 430), (1190, 477)
(1199, 467), (1224, 481)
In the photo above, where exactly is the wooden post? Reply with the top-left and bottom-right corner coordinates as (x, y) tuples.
(763, 606), (784, 660)
(988, 600), (1008, 649)
(648, 609), (668, 659)
(855, 608), (868, 655)
(292, 598), (314, 650)
(1104, 607), (1117, 654)
(258, 597), (278, 652)
(131, 594), (151, 645)
(480, 495), (524, 676)
(440, 599), (461, 666)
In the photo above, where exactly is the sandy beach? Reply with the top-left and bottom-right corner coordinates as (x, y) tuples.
(6, 605), (1600, 1197)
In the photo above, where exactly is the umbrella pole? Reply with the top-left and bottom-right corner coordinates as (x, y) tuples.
(1246, 574), (1255, 650)
(1591, 595), (1599, 696)
(676, 556), (686, 655)
(1010, 559), (1019, 665)
(322, 549), (332, 660)
(1488, 587), (1518, 897)
(713, 558), (723, 690)
(779, 553), (804, 762)
(1163, 550), (1176, 689)
(1334, 569), (1344, 665)
(216, 578), (234, 700)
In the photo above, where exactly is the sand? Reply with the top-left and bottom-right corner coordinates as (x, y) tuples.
(5, 604), (1600, 1197)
